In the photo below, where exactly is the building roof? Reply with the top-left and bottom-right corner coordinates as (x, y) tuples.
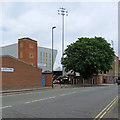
(18, 37), (37, 42)
(66, 71), (80, 76)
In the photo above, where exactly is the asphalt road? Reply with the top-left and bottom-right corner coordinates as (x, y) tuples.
(1, 85), (118, 119)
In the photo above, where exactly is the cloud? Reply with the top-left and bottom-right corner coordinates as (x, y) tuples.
(0, 2), (118, 69)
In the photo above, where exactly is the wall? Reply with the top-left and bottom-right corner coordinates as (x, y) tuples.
(43, 73), (52, 87)
(1, 56), (42, 89)
(0, 43), (18, 58)
(37, 47), (57, 72)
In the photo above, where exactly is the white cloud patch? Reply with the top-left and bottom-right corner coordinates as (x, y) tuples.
(0, 2), (118, 69)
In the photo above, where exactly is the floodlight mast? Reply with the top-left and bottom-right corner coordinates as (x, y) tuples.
(58, 7), (68, 77)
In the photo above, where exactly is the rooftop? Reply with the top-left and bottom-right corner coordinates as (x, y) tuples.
(18, 37), (37, 42)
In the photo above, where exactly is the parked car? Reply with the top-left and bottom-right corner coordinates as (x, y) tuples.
(53, 80), (60, 84)
(59, 79), (64, 84)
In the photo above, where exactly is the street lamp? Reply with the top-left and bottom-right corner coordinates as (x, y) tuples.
(58, 7), (68, 77)
(52, 26), (56, 88)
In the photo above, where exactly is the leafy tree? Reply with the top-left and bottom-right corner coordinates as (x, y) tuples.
(61, 37), (115, 79)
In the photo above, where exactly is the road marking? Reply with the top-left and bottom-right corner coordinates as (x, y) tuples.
(98, 111), (107, 120)
(25, 96), (56, 104)
(0, 105), (12, 109)
(48, 96), (56, 99)
(59, 91), (76, 96)
(97, 98), (118, 120)
(93, 95), (118, 120)
(60, 94), (67, 96)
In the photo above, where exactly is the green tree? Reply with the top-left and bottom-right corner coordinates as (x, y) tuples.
(61, 37), (115, 79)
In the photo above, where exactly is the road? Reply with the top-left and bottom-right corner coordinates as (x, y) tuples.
(1, 85), (119, 119)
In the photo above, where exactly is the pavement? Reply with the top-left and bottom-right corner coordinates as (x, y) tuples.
(0, 84), (116, 96)
(1, 85), (118, 119)
(0, 83), (116, 95)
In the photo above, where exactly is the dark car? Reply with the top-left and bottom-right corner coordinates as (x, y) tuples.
(116, 78), (120, 85)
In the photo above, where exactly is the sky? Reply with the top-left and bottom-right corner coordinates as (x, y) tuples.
(0, 1), (118, 70)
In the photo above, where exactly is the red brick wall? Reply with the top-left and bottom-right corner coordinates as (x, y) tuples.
(1, 56), (42, 89)
(18, 38), (37, 67)
(44, 73), (52, 87)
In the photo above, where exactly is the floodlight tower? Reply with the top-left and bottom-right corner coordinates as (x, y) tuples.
(58, 7), (68, 76)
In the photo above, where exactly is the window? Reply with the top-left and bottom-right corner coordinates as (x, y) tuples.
(29, 44), (34, 48)
(40, 52), (42, 63)
(46, 53), (48, 67)
(20, 43), (23, 48)
(49, 54), (51, 68)
(29, 53), (34, 58)
(43, 52), (45, 64)
(20, 51), (23, 58)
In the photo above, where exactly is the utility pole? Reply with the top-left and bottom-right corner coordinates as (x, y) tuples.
(52, 26), (56, 88)
(58, 7), (68, 77)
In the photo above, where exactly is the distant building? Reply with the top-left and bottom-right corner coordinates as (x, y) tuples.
(67, 56), (119, 85)
(0, 37), (57, 72)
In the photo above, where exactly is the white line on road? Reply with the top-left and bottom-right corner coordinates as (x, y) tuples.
(25, 96), (56, 104)
(0, 105), (12, 109)
(59, 91), (76, 96)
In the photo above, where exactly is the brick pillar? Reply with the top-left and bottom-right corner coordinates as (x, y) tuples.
(42, 73), (52, 87)
(106, 76), (109, 84)
(94, 76), (99, 84)
(18, 38), (37, 67)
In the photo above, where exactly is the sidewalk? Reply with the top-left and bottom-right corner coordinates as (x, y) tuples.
(0, 83), (116, 95)
(0, 84), (75, 94)
(0, 86), (52, 95)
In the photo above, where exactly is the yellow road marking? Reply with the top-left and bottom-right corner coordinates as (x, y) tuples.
(106, 97), (118, 112)
(98, 111), (107, 120)
(93, 95), (118, 120)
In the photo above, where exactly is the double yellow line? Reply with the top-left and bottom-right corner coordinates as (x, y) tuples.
(93, 95), (118, 120)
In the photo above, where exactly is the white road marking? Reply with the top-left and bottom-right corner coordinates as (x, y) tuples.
(60, 91), (76, 96)
(0, 105), (12, 109)
(48, 96), (56, 99)
(60, 94), (67, 96)
(25, 96), (56, 104)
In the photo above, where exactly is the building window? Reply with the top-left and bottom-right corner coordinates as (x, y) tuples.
(40, 52), (42, 63)
(43, 52), (45, 64)
(29, 53), (34, 58)
(20, 43), (23, 48)
(46, 53), (48, 67)
(29, 44), (34, 48)
(49, 54), (51, 68)
(20, 51), (23, 58)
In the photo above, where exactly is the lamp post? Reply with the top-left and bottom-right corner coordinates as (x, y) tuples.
(58, 7), (68, 77)
(52, 26), (56, 88)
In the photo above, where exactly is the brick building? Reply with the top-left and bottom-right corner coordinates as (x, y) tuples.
(18, 38), (37, 66)
(1, 38), (55, 89)
(68, 56), (119, 85)
(1, 37), (57, 72)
